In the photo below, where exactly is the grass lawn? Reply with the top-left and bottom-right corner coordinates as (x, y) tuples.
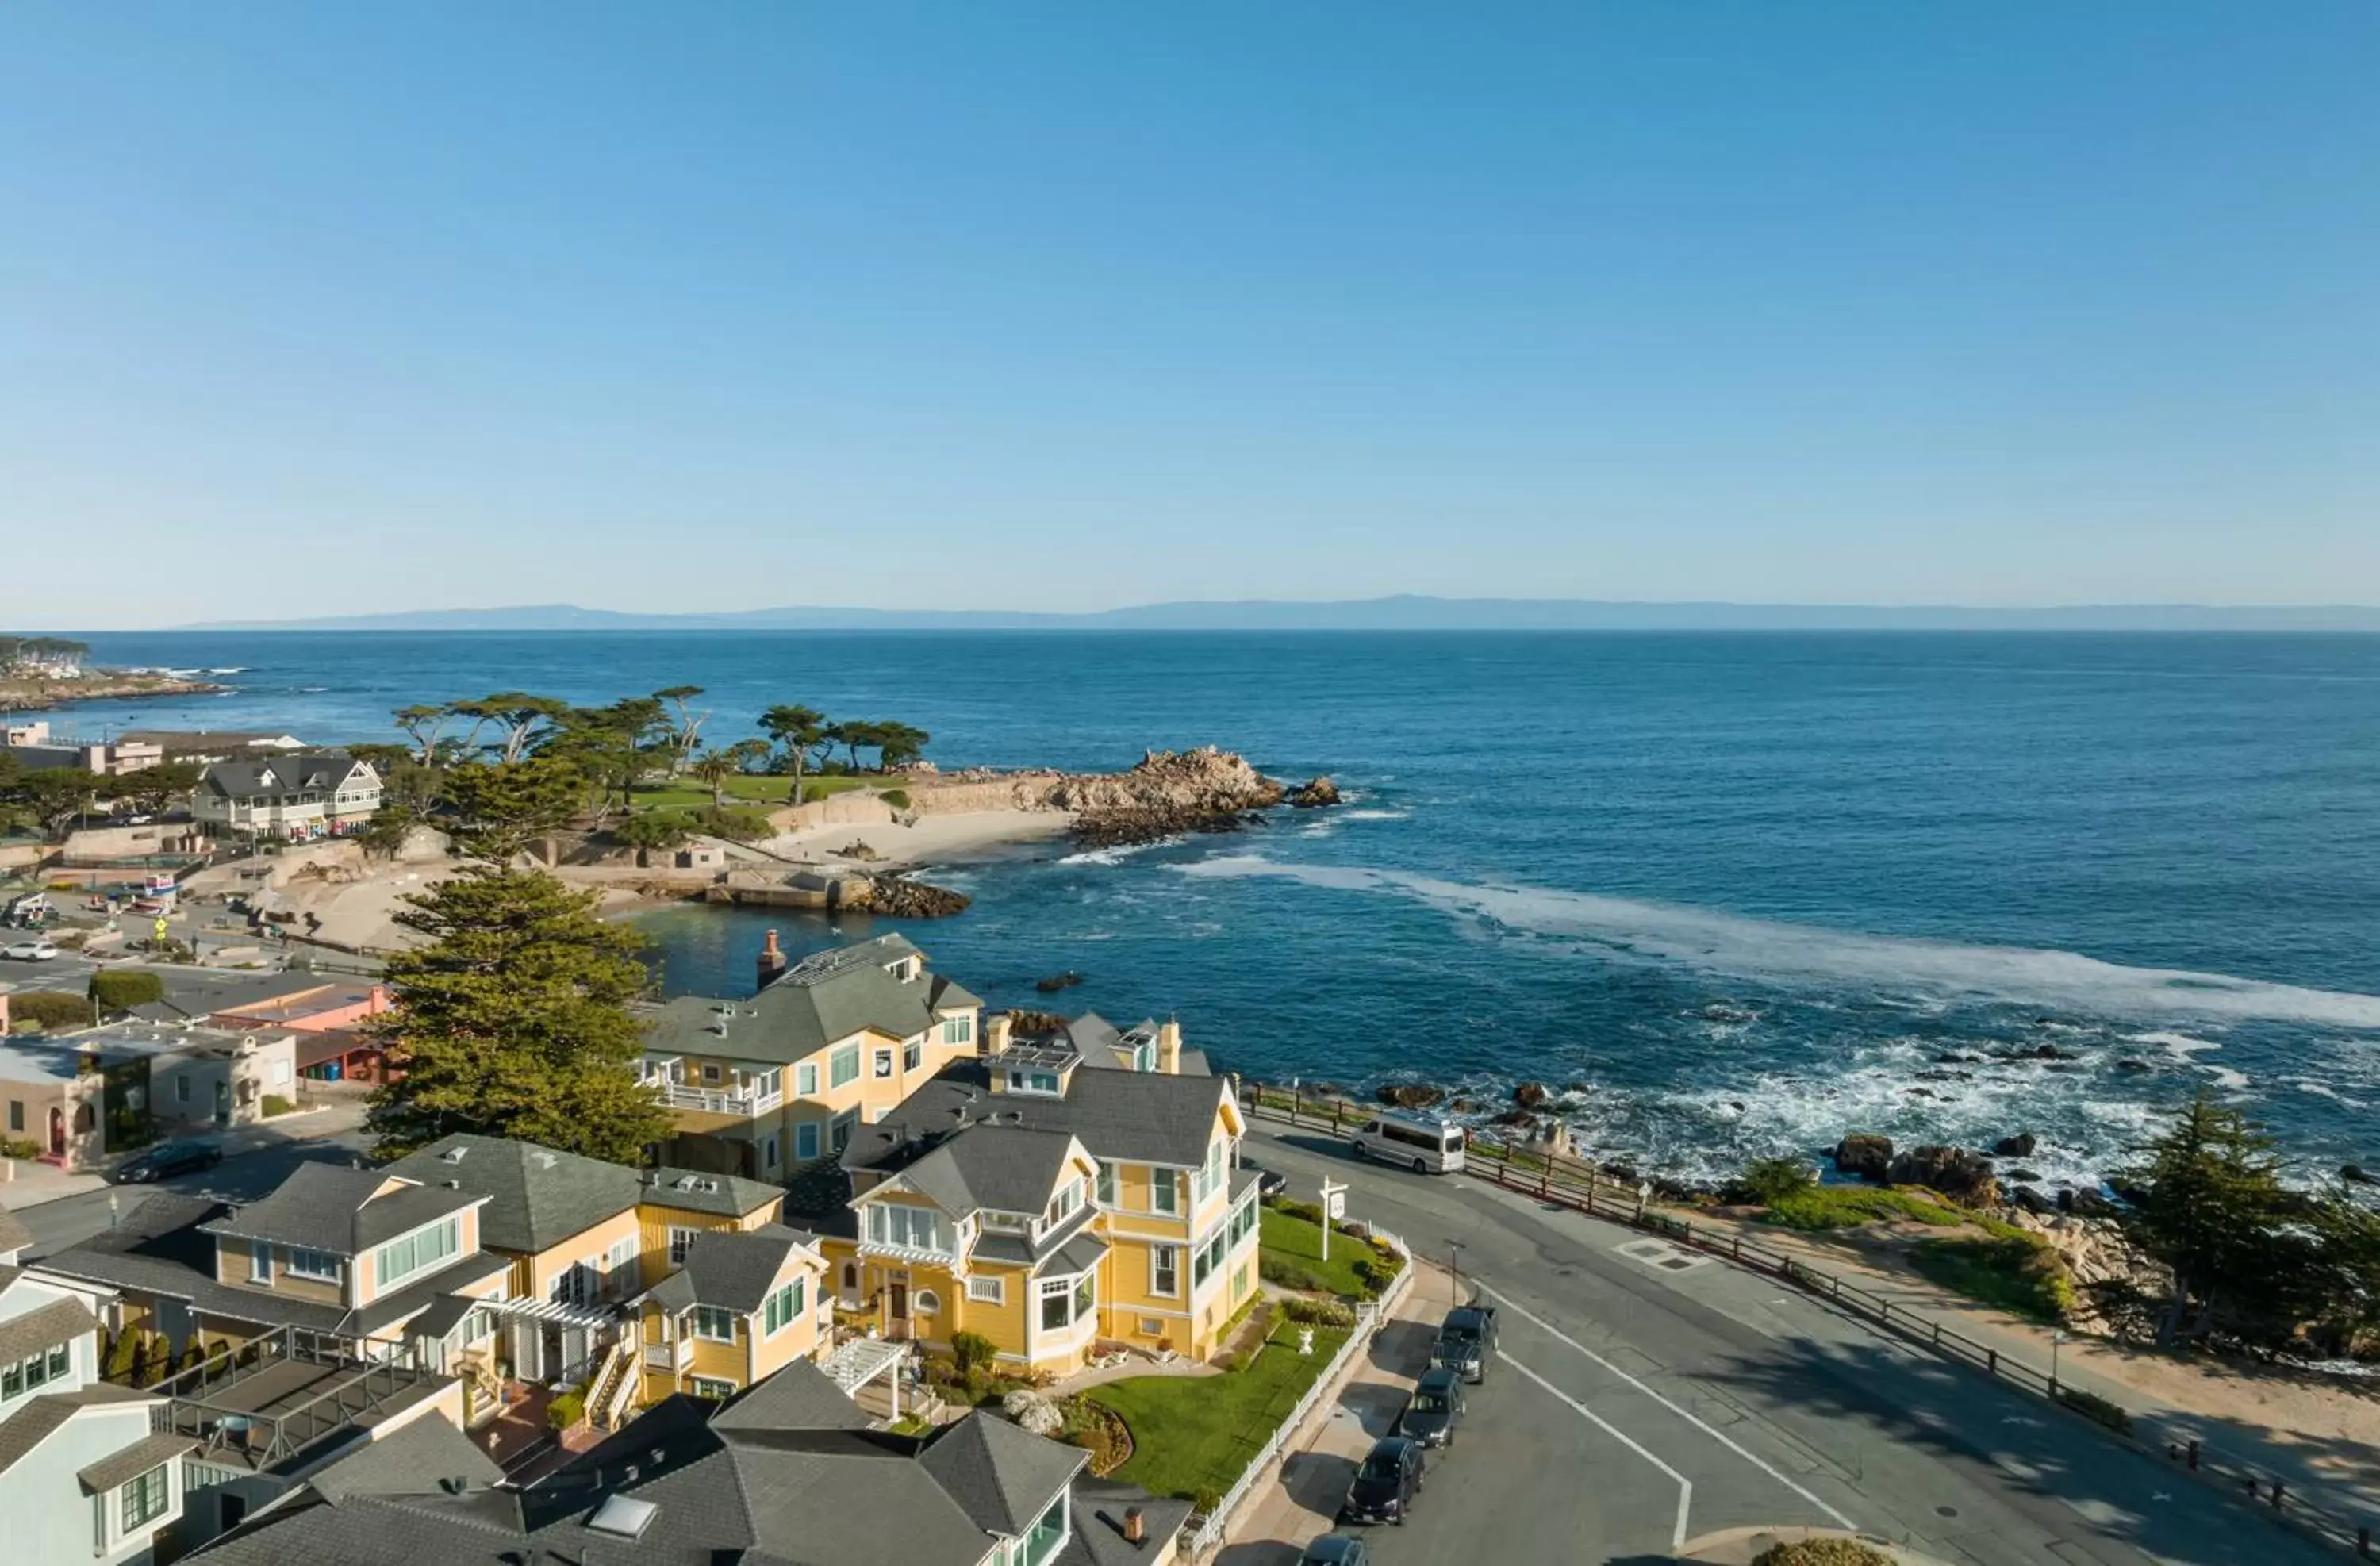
(1088, 1318), (1349, 1502)
(1259, 1208), (1376, 1299)
(1909, 1230), (2075, 1322)
(627, 774), (874, 817)
(1760, 1184), (1965, 1231)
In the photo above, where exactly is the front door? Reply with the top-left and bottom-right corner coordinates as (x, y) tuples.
(889, 1283), (910, 1340)
(47, 1107), (63, 1157)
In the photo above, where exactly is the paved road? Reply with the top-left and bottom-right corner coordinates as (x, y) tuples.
(1246, 1123), (2334, 1566)
(15, 1120), (373, 1261)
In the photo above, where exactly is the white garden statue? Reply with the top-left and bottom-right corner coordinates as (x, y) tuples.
(1297, 1326), (1315, 1357)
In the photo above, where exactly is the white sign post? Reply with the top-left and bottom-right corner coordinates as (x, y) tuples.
(1319, 1180), (1348, 1265)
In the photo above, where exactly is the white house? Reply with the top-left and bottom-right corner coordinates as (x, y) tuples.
(0, 1249), (186, 1566)
(192, 754), (381, 841)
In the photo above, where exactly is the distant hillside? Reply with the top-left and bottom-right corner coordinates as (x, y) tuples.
(178, 596), (2380, 633)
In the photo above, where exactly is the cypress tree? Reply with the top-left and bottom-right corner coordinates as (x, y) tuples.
(2121, 1092), (2313, 1349)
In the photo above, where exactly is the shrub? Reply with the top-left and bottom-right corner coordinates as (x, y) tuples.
(87, 970), (164, 1011)
(1752, 1541), (1894, 1566)
(1259, 1256), (1325, 1292)
(1213, 1351), (1240, 1372)
(261, 1094), (296, 1117)
(0, 1137), (40, 1160)
(1280, 1297), (1357, 1328)
(1270, 1197), (1324, 1226)
(7, 991), (93, 1033)
(547, 1390), (588, 1431)
(104, 1328), (138, 1383)
(1909, 1234), (2075, 1322)
(2055, 1386), (2132, 1434)
(879, 789), (911, 810)
(1191, 1485), (1223, 1518)
(1741, 1156), (1818, 1205)
(950, 1330), (999, 1376)
(697, 806), (774, 842)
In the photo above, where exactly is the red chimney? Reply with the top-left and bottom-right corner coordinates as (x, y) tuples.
(757, 929), (787, 990)
(1123, 1507), (1144, 1545)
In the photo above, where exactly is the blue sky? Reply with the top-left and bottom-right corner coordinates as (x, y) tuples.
(4, 2), (2376, 626)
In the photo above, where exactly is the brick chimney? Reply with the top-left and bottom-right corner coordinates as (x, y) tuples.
(1123, 1507), (1145, 1545)
(756, 929), (787, 991)
(983, 1012), (1012, 1057)
(1156, 1019), (1181, 1076)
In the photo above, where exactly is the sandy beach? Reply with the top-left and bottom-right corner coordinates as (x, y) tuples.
(753, 807), (1072, 873)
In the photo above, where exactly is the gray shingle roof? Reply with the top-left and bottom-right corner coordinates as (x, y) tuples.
(76, 1430), (197, 1494)
(183, 1366), (1094, 1566)
(845, 1058), (1234, 1181)
(1061, 1476), (1193, 1566)
(916, 1411), (1088, 1537)
(636, 934), (980, 1068)
(305, 1413), (505, 1503)
(198, 751), (370, 803)
(674, 1224), (815, 1314)
(1031, 1231), (1108, 1280)
(0, 1295), (95, 1368)
(0, 1207), (33, 1257)
(639, 1165), (785, 1221)
(889, 1125), (1084, 1220)
(200, 1164), (484, 1257)
(383, 1135), (641, 1256)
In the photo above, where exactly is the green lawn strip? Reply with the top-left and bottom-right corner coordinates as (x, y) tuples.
(1907, 1222), (2075, 1322)
(628, 774), (876, 817)
(1259, 1208), (1373, 1299)
(1088, 1320), (1350, 1502)
(1760, 1184), (1964, 1231)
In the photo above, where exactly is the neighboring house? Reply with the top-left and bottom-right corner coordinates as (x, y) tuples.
(29, 1165), (513, 1376)
(185, 1357), (1191, 1566)
(635, 933), (985, 1182)
(628, 1222), (827, 1406)
(118, 732), (309, 765)
(59, 821), (209, 862)
(0, 738), (161, 776)
(205, 982), (390, 1035)
(0, 1263), (188, 1565)
(0, 1031), (111, 1167)
(820, 1011), (1259, 1372)
(56, 1022), (300, 1137)
(190, 753), (381, 842)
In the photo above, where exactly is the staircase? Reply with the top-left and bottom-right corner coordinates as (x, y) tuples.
(587, 1337), (639, 1432)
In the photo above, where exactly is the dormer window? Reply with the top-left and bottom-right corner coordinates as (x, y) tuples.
(1006, 1069), (1061, 1096)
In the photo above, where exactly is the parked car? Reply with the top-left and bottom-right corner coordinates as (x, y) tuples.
(1342, 1436), (1426, 1525)
(115, 1140), (223, 1184)
(2, 938), (60, 961)
(1242, 1159), (1288, 1199)
(1394, 1365), (1468, 1447)
(1349, 1108), (1467, 1173)
(1299, 1535), (1371, 1566)
(1431, 1305), (1499, 1384)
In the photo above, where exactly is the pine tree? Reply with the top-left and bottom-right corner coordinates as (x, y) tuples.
(369, 867), (670, 1164)
(2121, 1092), (2313, 1348)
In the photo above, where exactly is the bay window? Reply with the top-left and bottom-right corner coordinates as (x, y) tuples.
(865, 1202), (953, 1256)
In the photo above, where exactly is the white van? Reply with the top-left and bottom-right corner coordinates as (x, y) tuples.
(1351, 1111), (1467, 1174)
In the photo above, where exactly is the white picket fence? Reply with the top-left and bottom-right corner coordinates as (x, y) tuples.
(1188, 1226), (1417, 1557)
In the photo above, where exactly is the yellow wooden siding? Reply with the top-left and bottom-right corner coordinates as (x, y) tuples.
(520, 1208), (643, 1303)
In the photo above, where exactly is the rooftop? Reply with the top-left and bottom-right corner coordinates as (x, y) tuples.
(201, 1163), (485, 1258)
(382, 1134), (642, 1257)
(845, 1056), (1234, 1180)
(636, 933), (982, 1068)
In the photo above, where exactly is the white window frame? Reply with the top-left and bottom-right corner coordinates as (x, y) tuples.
(913, 1288), (939, 1316)
(668, 1226), (701, 1265)
(117, 1463), (171, 1533)
(904, 1037), (922, 1071)
(966, 1276), (1005, 1305)
(830, 1044), (860, 1088)
(249, 1241), (271, 1283)
(796, 1061), (819, 1096)
(762, 1279), (806, 1335)
(691, 1304), (737, 1342)
(372, 1215), (461, 1292)
(1150, 1242), (1179, 1298)
(873, 1047), (894, 1079)
(288, 1247), (341, 1282)
(690, 1376), (737, 1399)
(1095, 1162), (1117, 1207)
(1038, 1277), (1075, 1332)
(763, 1133), (779, 1170)
(1151, 1169), (1180, 1216)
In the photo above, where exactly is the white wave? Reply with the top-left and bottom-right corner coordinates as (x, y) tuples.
(2130, 1031), (2222, 1057)
(2198, 1065), (2251, 1092)
(2290, 1079), (2367, 1108)
(1173, 858), (2380, 1029)
(1058, 836), (1181, 867)
(1340, 809), (1411, 821)
(206, 666), (248, 674)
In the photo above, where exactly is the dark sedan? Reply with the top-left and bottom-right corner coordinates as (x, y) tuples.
(1242, 1160), (1288, 1199)
(115, 1139), (222, 1183)
(1299, 1535), (1371, 1566)
(1342, 1435), (1426, 1525)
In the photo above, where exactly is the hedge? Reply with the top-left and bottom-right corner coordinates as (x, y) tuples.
(88, 970), (165, 1011)
(6, 992), (93, 1033)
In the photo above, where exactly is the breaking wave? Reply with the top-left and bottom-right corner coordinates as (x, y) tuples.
(1175, 857), (2380, 1030)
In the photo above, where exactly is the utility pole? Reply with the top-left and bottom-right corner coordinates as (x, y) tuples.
(1449, 1240), (1467, 1305)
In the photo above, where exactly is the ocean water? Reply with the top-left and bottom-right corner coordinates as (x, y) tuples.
(50, 630), (2380, 1187)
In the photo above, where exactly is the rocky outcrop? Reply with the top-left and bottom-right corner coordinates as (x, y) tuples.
(1035, 971), (1085, 994)
(1833, 1134), (1894, 1180)
(2003, 1208), (2171, 1334)
(1375, 1084), (1444, 1111)
(1288, 776), (1342, 808)
(856, 875), (970, 918)
(1511, 1081), (1549, 1110)
(1992, 1132), (2037, 1158)
(1886, 1145), (1999, 1207)
(1001, 1009), (1071, 1036)
(1064, 748), (1288, 847)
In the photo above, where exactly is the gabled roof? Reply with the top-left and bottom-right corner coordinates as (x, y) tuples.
(916, 1411), (1088, 1537)
(1062, 1476), (1196, 1566)
(383, 1135), (641, 1256)
(882, 1125), (1084, 1220)
(0, 1207), (33, 1257)
(666, 1224), (817, 1315)
(305, 1412), (505, 1503)
(635, 934), (982, 1068)
(0, 1295), (96, 1368)
(639, 1165), (785, 1221)
(198, 751), (372, 802)
(0, 1382), (152, 1479)
(845, 1057), (1234, 1180)
(202, 1164), (483, 1257)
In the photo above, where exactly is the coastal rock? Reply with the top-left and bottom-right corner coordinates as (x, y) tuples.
(1491, 1108), (1537, 1129)
(1933, 1052), (1985, 1065)
(1375, 1084), (1444, 1111)
(1288, 776), (1342, 808)
(1886, 1145), (1999, 1207)
(857, 876), (971, 919)
(1995, 1043), (2080, 1063)
(2003, 1209), (2171, 1334)
(2010, 1185), (2057, 1215)
(2344, 1164), (2378, 1187)
(1512, 1081), (1549, 1110)
(2006, 1168), (2044, 1183)
(1993, 1133), (2038, 1158)
(1035, 971), (1086, 994)
(1833, 1134), (1894, 1180)
(2058, 1188), (2119, 1218)
(2113, 1059), (2153, 1074)
(1059, 747), (1289, 846)
(1449, 1097), (1479, 1113)
(1001, 1009), (1071, 1036)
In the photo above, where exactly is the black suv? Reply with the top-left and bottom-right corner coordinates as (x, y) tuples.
(1342, 1435), (1426, 1525)
(115, 1139), (223, 1184)
(1393, 1366), (1467, 1448)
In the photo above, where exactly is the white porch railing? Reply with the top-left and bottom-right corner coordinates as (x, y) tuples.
(1187, 1227), (1415, 1556)
(654, 1083), (781, 1117)
(645, 1339), (693, 1372)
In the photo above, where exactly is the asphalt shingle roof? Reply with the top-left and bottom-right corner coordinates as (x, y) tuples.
(673, 1225), (816, 1314)
(76, 1430), (197, 1494)
(636, 934), (980, 1069)
(1061, 1476), (1193, 1566)
(305, 1412), (505, 1503)
(845, 1058), (1234, 1183)
(0, 1295), (96, 1368)
(0, 1207), (33, 1257)
(916, 1410), (1088, 1537)
(0, 1383), (152, 1479)
(198, 752), (370, 803)
(639, 1166), (785, 1221)
(384, 1135), (642, 1256)
(200, 1164), (484, 1257)
(889, 1125), (1084, 1220)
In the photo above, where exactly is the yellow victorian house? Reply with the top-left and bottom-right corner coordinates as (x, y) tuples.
(821, 1011), (1260, 1372)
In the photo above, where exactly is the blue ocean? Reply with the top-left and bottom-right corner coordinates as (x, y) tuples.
(50, 631), (2380, 1187)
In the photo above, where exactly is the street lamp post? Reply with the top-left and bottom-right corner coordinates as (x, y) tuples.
(2052, 1330), (2069, 1393)
(1448, 1240), (1467, 1305)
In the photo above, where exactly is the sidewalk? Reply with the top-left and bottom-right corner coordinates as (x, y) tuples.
(0, 1096), (370, 1210)
(1219, 1262), (1453, 1564)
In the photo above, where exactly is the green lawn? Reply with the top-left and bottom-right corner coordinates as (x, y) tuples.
(1760, 1184), (1964, 1231)
(1259, 1208), (1376, 1298)
(627, 774), (874, 817)
(1909, 1230), (2075, 1322)
(1088, 1319), (1349, 1502)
